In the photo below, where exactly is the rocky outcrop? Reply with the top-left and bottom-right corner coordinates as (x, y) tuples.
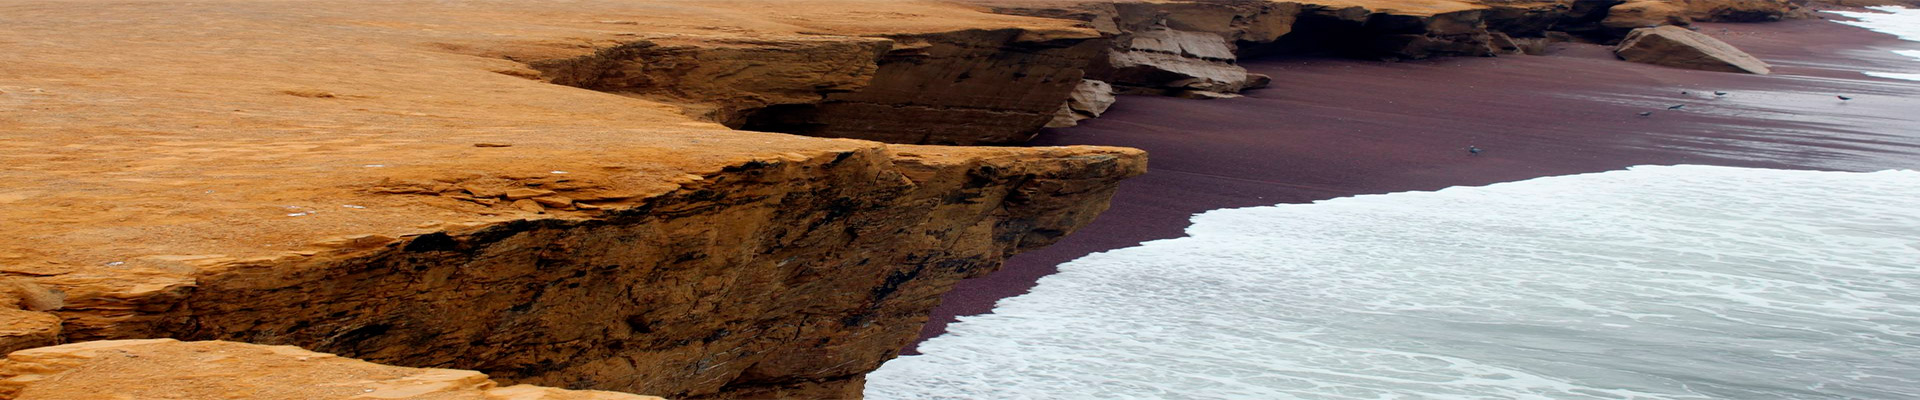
(6, 144), (1143, 400)
(1047, 79), (1118, 128)
(531, 29), (1106, 146)
(530, 38), (892, 130)
(0, 1), (1144, 399)
(1105, 28), (1270, 95)
(0, 339), (659, 400)
(1616, 25), (1773, 73)
(734, 30), (1109, 145)
(1679, 0), (1798, 22)
(518, 0), (1805, 146)
(1603, 1), (1693, 36)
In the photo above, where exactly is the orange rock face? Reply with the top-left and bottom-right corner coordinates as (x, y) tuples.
(0, 0), (1805, 398)
(0, 1), (1141, 398)
(0, 339), (661, 400)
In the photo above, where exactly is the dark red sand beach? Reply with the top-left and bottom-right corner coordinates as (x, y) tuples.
(910, 16), (1920, 352)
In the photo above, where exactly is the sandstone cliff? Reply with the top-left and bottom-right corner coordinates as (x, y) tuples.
(0, 0), (1813, 399)
(0, 339), (660, 400)
(0, 1), (1141, 398)
(490, 0), (1807, 146)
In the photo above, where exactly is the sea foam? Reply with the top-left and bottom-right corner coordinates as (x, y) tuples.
(1833, 6), (1920, 81)
(869, 165), (1920, 399)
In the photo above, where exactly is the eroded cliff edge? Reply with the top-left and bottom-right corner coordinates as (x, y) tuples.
(0, 1), (1140, 398)
(514, 0), (1807, 144)
(0, 0), (1811, 398)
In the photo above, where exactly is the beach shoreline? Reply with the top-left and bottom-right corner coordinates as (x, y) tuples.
(911, 13), (1920, 352)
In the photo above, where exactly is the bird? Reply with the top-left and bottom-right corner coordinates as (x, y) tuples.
(1467, 145), (1483, 155)
(1667, 104), (1686, 110)
(1838, 95), (1853, 101)
(1638, 111), (1653, 116)
(1714, 91), (1728, 96)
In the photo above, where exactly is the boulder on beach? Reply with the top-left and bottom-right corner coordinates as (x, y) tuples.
(1048, 79), (1119, 128)
(1614, 26), (1772, 74)
(1105, 28), (1259, 93)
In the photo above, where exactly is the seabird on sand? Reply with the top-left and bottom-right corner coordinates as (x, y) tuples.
(1714, 91), (1728, 96)
(1638, 111), (1653, 116)
(1838, 95), (1853, 101)
(1467, 145), (1482, 155)
(1667, 104), (1686, 110)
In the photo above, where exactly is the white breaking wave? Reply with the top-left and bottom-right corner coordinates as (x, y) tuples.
(1833, 7), (1920, 81)
(869, 165), (1920, 399)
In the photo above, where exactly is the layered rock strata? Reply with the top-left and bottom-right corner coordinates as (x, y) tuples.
(513, 0), (1806, 145)
(0, 0), (1814, 399)
(0, 339), (661, 400)
(0, 1), (1141, 399)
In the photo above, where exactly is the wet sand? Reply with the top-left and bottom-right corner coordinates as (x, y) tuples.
(911, 16), (1920, 352)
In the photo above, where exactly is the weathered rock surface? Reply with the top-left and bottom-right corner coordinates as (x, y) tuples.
(1107, 28), (1265, 93)
(0, 0), (1812, 398)
(732, 29), (1109, 145)
(0, 339), (659, 400)
(1047, 79), (1119, 128)
(1615, 25), (1773, 73)
(0, 1), (1142, 399)
(1679, 0), (1798, 22)
(512, 0), (1808, 145)
(1604, 0), (1693, 35)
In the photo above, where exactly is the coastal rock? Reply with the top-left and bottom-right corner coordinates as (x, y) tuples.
(1679, 0), (1797, 22)
(1615, 26), (1772, 74)
(732, 29), (1109, 145)
(1105, 28), (1259, 93)
(1487, 32), (1553, 55)
(1603, 1), (1693, 35)
(1109, 0), (1301, 44)
(0, 339), (661, 399)
(0, 1), (1145, 399)
(6, 145), (1145, 400)
(1047, 79), (1119, 128)
(536, 29), (1106, 146)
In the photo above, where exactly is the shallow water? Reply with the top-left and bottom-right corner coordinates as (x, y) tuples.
(869, 165), (1920, 399)
(1834, 7), (1920, 81)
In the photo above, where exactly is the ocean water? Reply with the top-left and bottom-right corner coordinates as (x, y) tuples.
(868, 165), (1920, 399)
(1833, 6), (1920, 81)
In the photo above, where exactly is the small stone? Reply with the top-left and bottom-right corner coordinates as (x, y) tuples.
(473, 143), (513, 148)
(287, 212), (308, 217)
(341, 204), (366, 209)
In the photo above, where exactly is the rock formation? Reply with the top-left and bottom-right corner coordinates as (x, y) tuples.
(0, 339), (659, 400)
(0, 1), (1141, 398)
(1047, 80), (1120, 128)
(519, 0), (1807, 145)
(1615, 25), (1774, 74)
(1678, 0), (1800, 22)
(0, 0), (1813, 399)
(1604, 1), (1694, 37)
